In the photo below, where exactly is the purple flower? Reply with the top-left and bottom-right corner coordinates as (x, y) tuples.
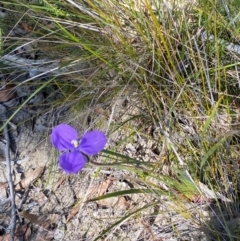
(51, 124), (107, 174)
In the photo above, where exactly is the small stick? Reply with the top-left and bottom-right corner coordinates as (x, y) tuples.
(4, 125), (16, 241)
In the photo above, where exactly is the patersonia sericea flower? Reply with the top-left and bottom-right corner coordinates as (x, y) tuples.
(51, 124), (107, 173)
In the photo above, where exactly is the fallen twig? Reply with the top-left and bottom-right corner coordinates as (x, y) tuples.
(4, 124), (16, 241)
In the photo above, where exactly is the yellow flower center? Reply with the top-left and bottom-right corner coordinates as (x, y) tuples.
(71, 140), (79, 148)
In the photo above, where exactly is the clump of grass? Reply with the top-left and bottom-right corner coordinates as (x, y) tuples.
(2, 0), (240, 240)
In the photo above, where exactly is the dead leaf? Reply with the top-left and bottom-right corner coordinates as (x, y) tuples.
(96, 195), (130, 209)
(19, 211), (58, 226)
(37, 191), (48, 206)
(18, 211), (58, 240)
(53, 176), (66, 192)
(0, 223), (31, 241)
(14, 224), (27, 236)
(0, 234), (12, 241)
(0, 182), (8, 189)
(115, 196), (130, 209)
(129, 37), (138, 44)
(0, 84), (16, 102)
(19, 210), (41, 225)
(87, 178), (131, 209)
(94, 107), (109, 119)
(24, 224), (32, 241)
(66, 203), (81, 223)
(18, 22), (33, 32)
(97, 196), (118, 207)
(15, 167), (44, 191)
(35, 225), (56, 241)
(87, 178), (112, 200)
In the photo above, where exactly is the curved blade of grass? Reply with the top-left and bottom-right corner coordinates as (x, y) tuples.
(200, 136), (227, 170)
(102, 164), (199, 200)
(87, 188), (169, 202)
(101, 149), (154, 167)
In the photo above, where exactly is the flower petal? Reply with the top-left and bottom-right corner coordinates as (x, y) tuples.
(79, 130), (107, 155)
(51, 124), (78, 151)
(59, 151), (86, 173)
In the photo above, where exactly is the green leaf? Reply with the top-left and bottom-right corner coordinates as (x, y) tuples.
(87, 188), (168, 202)
(200, 136), (227, 170)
